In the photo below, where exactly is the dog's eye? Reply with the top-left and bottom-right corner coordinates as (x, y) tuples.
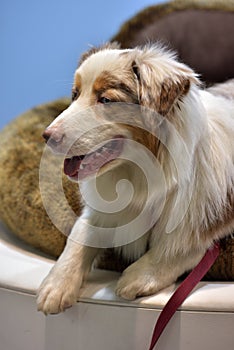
(98, 97), (111, 104)
(72, 89), (79, 102)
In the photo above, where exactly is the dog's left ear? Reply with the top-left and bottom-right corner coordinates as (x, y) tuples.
(157, 77), (191, 116)
(132, 56), (198, 116)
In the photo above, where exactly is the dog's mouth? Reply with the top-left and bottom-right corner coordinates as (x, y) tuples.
(64, 136), (125, 180)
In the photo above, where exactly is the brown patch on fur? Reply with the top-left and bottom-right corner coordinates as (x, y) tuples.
(93, 72), (115, 94)
(74, 73), (82, 91)
(122, 124), (161, 159)
(78, 42), (121, 66)
(72, 73), (82, 101)
(93, 71), (139, 104)
(158, 78), (190, 115)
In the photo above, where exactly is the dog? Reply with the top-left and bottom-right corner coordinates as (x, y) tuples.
(37, 43), (234, 315)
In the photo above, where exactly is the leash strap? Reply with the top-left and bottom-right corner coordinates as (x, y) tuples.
(148, 243), (220, 350)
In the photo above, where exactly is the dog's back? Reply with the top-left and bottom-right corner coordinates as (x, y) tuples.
(207, 79), (234, 100)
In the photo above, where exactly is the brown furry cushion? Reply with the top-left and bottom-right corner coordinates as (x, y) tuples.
(112, 0), (234, 84)
(0, 0), (234, 279)
(0, 99), (80, 257)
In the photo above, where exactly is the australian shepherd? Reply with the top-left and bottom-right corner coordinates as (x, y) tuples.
(37, 43), (234, 314)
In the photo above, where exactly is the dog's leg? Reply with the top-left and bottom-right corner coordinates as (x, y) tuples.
(116, 247), (205, 300)
(37, 222), (98, 314)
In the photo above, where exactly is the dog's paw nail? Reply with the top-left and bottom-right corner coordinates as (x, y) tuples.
(37, 282), (78, 315)
(116, 281), (138, 300)
(116, 288), (136, 300)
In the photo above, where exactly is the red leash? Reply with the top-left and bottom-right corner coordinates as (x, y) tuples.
(148, 243), (220, 350)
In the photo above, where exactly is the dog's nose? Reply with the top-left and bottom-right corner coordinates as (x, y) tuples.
(42, 127), (64, 146)
(42, 129), (51, 142)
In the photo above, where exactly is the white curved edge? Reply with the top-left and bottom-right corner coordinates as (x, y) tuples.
(0, 221), (234, 312)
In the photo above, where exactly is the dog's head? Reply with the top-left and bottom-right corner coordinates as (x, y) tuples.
(43, 43), (200, 181)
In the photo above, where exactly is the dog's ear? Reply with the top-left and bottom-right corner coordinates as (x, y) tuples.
(157, 77), (191, 116)
(132, 53), (198, 116)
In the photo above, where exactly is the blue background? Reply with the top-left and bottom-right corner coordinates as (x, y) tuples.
(1, 0), (163, 129)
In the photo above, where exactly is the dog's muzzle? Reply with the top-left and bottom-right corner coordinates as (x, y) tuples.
(42, 127), (64, 148)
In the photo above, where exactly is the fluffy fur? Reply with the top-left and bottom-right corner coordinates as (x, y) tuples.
(37, 43), (234, 314)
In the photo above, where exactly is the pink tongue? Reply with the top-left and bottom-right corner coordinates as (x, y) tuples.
(64, 154), (107, 177)
(64, 138), (124, 179)
(64, 157), (82, 176)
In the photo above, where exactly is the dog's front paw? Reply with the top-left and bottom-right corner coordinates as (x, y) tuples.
(116, 265), (162, 300)
(37, 272), (82, 315)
